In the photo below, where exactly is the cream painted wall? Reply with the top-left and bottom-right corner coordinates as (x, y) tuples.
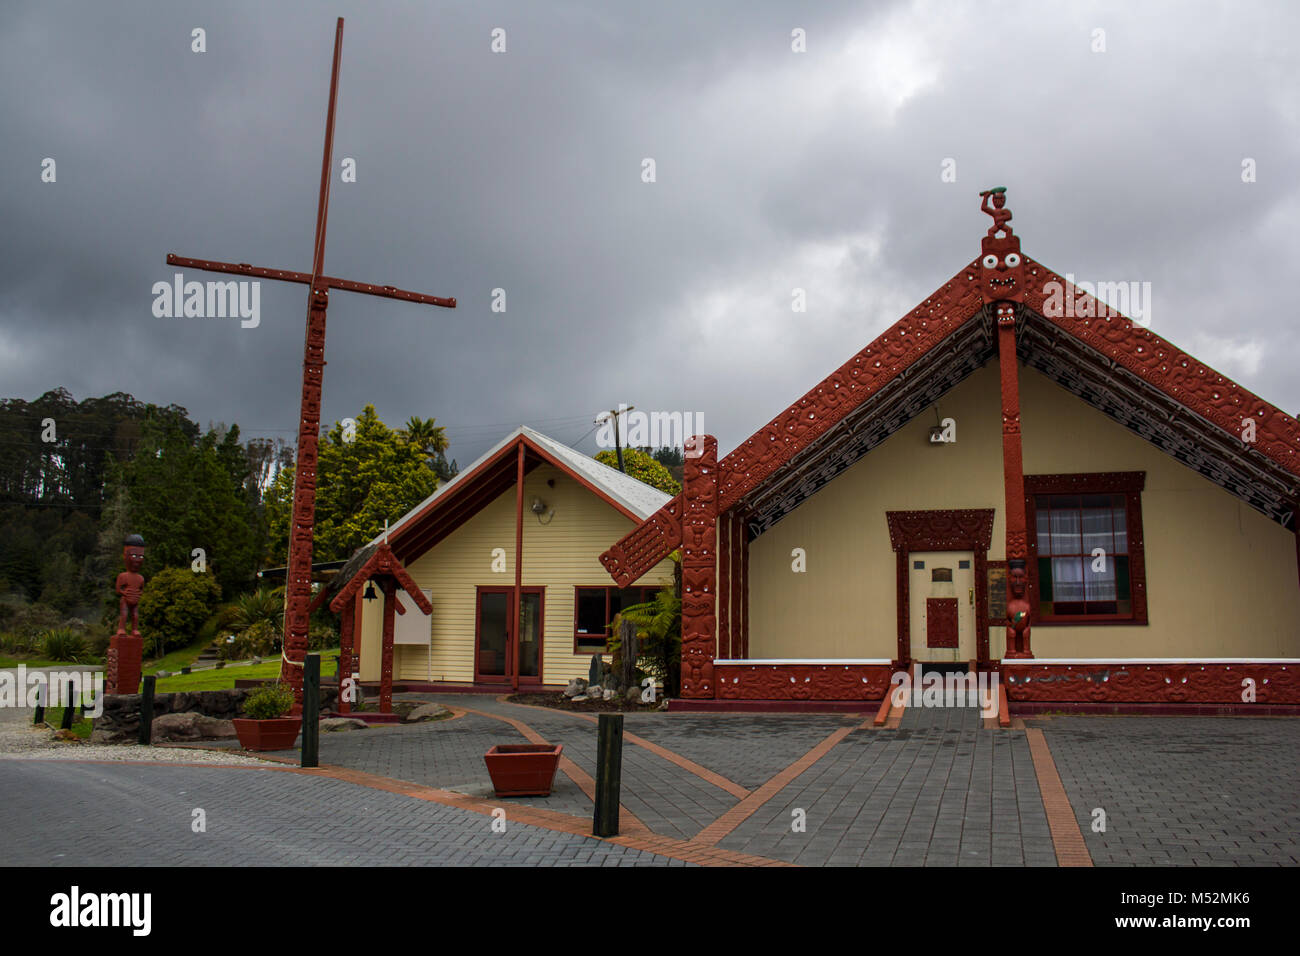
(746, 359), (1300, 660)
(1019, 367), (1300, 658)
(748, 362), (1006, 659)
(356, 462), (674, 685)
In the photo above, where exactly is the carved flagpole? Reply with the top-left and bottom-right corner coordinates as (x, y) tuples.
(166, 18), (457, 709)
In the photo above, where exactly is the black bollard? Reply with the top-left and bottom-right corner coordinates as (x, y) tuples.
(301, 654), (319, 769)
(138, 675), (156, 745)
(60, 681), (75, 729)
(593, 713), (624, 837)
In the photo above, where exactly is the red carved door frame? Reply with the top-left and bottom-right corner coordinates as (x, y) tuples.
(886, 509), (995, 669)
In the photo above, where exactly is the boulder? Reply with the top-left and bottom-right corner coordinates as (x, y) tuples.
(320, 717), (368, 732)
(151, 712), (235, 741)
(403, 703), (449, 723)
(571, 695), (589, 702)
(602, 687), (615, 701)
(563, 678), (588, 698)
(626, 686), (643, 703)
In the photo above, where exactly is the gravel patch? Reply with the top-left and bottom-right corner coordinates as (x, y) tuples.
(0, 715), (269, 766)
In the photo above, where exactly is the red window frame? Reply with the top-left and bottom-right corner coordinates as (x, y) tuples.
(1024, 472), (1148, 626)
(572, 585), (659, 653)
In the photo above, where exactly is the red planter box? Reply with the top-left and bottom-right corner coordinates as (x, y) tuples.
(232, 716), (301, 751)
(483, 743), (563, 797)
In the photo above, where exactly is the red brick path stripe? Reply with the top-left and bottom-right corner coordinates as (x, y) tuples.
(498, 696), (751, 799)
(278, 762), (789, 866)
(691, 724), (855, 846)
(1024, 727), (1093, 867)
(451, 703), (649, 834)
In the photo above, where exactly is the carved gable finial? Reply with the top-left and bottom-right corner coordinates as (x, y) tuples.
(979, 186), (1013, 238)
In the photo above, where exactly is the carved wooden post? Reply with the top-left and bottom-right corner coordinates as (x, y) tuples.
(979, 187), (1032, 660)
(620, 617), (638, 693)
(337, 593), (355, 715)
(379, 580), (397, 713)
(680, 435), (718, 698)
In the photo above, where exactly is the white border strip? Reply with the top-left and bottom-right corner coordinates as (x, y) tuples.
(1001, 658), (1300, 665)
(712, 659), (894, 666)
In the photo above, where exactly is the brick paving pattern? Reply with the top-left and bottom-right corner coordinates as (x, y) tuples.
(0, 760), (685, 866)
(1029, 715), (1300, 866)
(718, 706), (1055, 866)
(4, 674), (1296, 867)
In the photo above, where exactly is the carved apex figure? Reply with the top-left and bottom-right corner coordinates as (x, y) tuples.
(115, 533), (146, 637)
(978, 187), (1025, 320)
(979, 186), (1013, 237)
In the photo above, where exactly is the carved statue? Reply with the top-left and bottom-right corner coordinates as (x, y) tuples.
(979, 186), (1013, 237)
(1004, 559), (1032, 658)
(115, 533), (146, 637)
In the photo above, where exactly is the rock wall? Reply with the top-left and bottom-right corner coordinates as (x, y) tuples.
(91, 686), (336, 743)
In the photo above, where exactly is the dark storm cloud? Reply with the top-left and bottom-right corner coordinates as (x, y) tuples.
(1, 0), (1297, 468)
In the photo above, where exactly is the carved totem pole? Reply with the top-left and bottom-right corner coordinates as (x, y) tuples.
(979, 187), (1032, 658)
(106, 533), (146, 694)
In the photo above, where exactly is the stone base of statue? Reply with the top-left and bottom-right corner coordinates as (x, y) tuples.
(107, 632), (143, 695)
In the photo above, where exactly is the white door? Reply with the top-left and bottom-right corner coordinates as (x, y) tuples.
(908, 551), (976, 663)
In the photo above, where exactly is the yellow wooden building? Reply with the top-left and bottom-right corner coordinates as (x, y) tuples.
(333, 426), (674, 699)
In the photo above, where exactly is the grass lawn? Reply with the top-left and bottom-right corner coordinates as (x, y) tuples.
(144, 642), (212, 675)
(46, 708), (93, 739)
(154, 652), (339, 692)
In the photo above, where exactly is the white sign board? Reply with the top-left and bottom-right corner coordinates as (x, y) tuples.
(393, 588), (433, 645)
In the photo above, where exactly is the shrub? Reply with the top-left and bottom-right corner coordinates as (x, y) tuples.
(41, 628), (89, 663)
(0, 631), (36, 655)
(137, 568), (222, 658)
(308, 622), (337, 650)
(220, 619), (279, 660)
(243, 683), (295, 720)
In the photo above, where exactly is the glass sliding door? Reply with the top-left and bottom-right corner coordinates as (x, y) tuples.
(475, 587), (545, 684)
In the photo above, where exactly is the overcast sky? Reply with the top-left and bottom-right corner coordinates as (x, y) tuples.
(2, 0), (1297, 468)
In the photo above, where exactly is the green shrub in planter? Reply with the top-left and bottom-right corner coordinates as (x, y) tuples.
(243, 683), (295, 720)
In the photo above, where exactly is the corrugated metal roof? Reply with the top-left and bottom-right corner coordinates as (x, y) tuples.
(371, 425), (671, 547)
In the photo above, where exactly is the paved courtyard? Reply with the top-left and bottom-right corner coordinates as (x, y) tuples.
(1, 686), (1296, 866)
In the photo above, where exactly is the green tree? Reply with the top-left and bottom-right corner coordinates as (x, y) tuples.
(137, 566), (222, 657)
(107, 420), (259, 600)
(265, 405), (442, 563)
(594, 448), (681, 495)
(651, 446), (684, 468)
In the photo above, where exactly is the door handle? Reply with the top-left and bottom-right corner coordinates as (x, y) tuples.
(969, 587), (974, 606)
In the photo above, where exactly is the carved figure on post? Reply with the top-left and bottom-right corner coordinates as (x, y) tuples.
(115, 533), (146, 637)
(107, 533), (147, 695)
(1004, 559), (1032, 658)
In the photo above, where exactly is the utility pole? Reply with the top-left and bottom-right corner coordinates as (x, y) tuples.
(595, 404), (635, 472)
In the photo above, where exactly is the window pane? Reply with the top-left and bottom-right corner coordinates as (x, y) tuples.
(1111, 506), (1128, 553)
(1115, 555), (1131, 601)
(1052, 557), (1084, 603)
(575, 589), (606, 634)
(1037, 558), (1054, 602)
(1036, 507), (1051, 555)
(1084, 556), (1117, 601)
(1049, 506), (1081, 556)
(1081, 503), (1113, 555)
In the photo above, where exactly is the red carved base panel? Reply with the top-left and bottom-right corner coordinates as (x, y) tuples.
(714, 664), (895, 701)
(107, 634), (143, 695)
(1002, 662), (1300, 705)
